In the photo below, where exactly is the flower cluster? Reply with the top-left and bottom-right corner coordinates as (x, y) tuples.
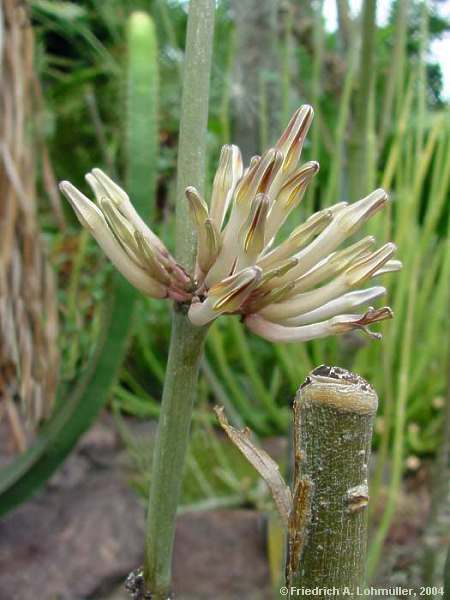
(60, 105), (400, 343)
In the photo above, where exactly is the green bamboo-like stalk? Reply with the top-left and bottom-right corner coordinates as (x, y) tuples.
(416, 0), (429, 161)
(379, 0), (409, 149)
(281, 3), (293, 125)
(336, 0), (352, 52)
(324, 40), (358, 204)
(143, 2), (215, 598)
(348, 0), (377, 200)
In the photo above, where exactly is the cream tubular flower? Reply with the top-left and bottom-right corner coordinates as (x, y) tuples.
(184, 105), (400, 342)
(60, 104), (400, 344)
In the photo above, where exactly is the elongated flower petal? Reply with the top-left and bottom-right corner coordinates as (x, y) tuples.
(87, 168), (168, 256)
(243, 281), (297, 313)
(186, 186), (221, 274)
(373, 259), (403, 276)
(257, 209), (333, 271)
(209, 144), (243, 229)
(275, 104), (314, 176)
(59, 181), (168, 298)
(272, 189), (389, 287)
(257, 257), (299, 288)
(259, 242), (396, 321)
(185, 185), (209, 223)
(345, 243), (397, 286)
(201, 219), (222, 273)
(134, 231), (171, 285)
(245, 313), (338, 343)
(274, 286), (386, 326)
(235, 193), (270, 270)
(245, 306), (393, 343)
(189, 267), (262, 326)
(234, 148), (283, 206)
(265, 161), (319, 242)
(100, 197), (141, 257)
(277, 235), (376, 297)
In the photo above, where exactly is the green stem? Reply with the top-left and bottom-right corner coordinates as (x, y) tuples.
(143, 2), (215, 598)
(378, 0), (408, 150)
(144, 309), (208, 598)
(336, 0), (352, 53)
(175, 0), (215, 272)
(416, 0), (429, 162)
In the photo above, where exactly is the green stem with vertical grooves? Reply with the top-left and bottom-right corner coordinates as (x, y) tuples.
(348, 0), (377, 200)
(143, 2), (215, 598)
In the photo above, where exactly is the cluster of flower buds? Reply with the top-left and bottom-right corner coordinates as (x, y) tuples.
(60, 105), (401, 343)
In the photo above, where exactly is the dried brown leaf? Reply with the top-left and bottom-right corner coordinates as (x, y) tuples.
(214, 406), (292, 526)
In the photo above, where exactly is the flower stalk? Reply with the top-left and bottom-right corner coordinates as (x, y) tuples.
(144, 308), (208, 598)
(143, 1), (214, 598)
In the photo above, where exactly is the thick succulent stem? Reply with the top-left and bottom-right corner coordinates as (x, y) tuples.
(288, 365), (378, 597)
(142, 2), (215, 598)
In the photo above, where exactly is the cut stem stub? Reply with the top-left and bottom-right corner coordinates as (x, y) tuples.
(288, 365), (378, 597)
